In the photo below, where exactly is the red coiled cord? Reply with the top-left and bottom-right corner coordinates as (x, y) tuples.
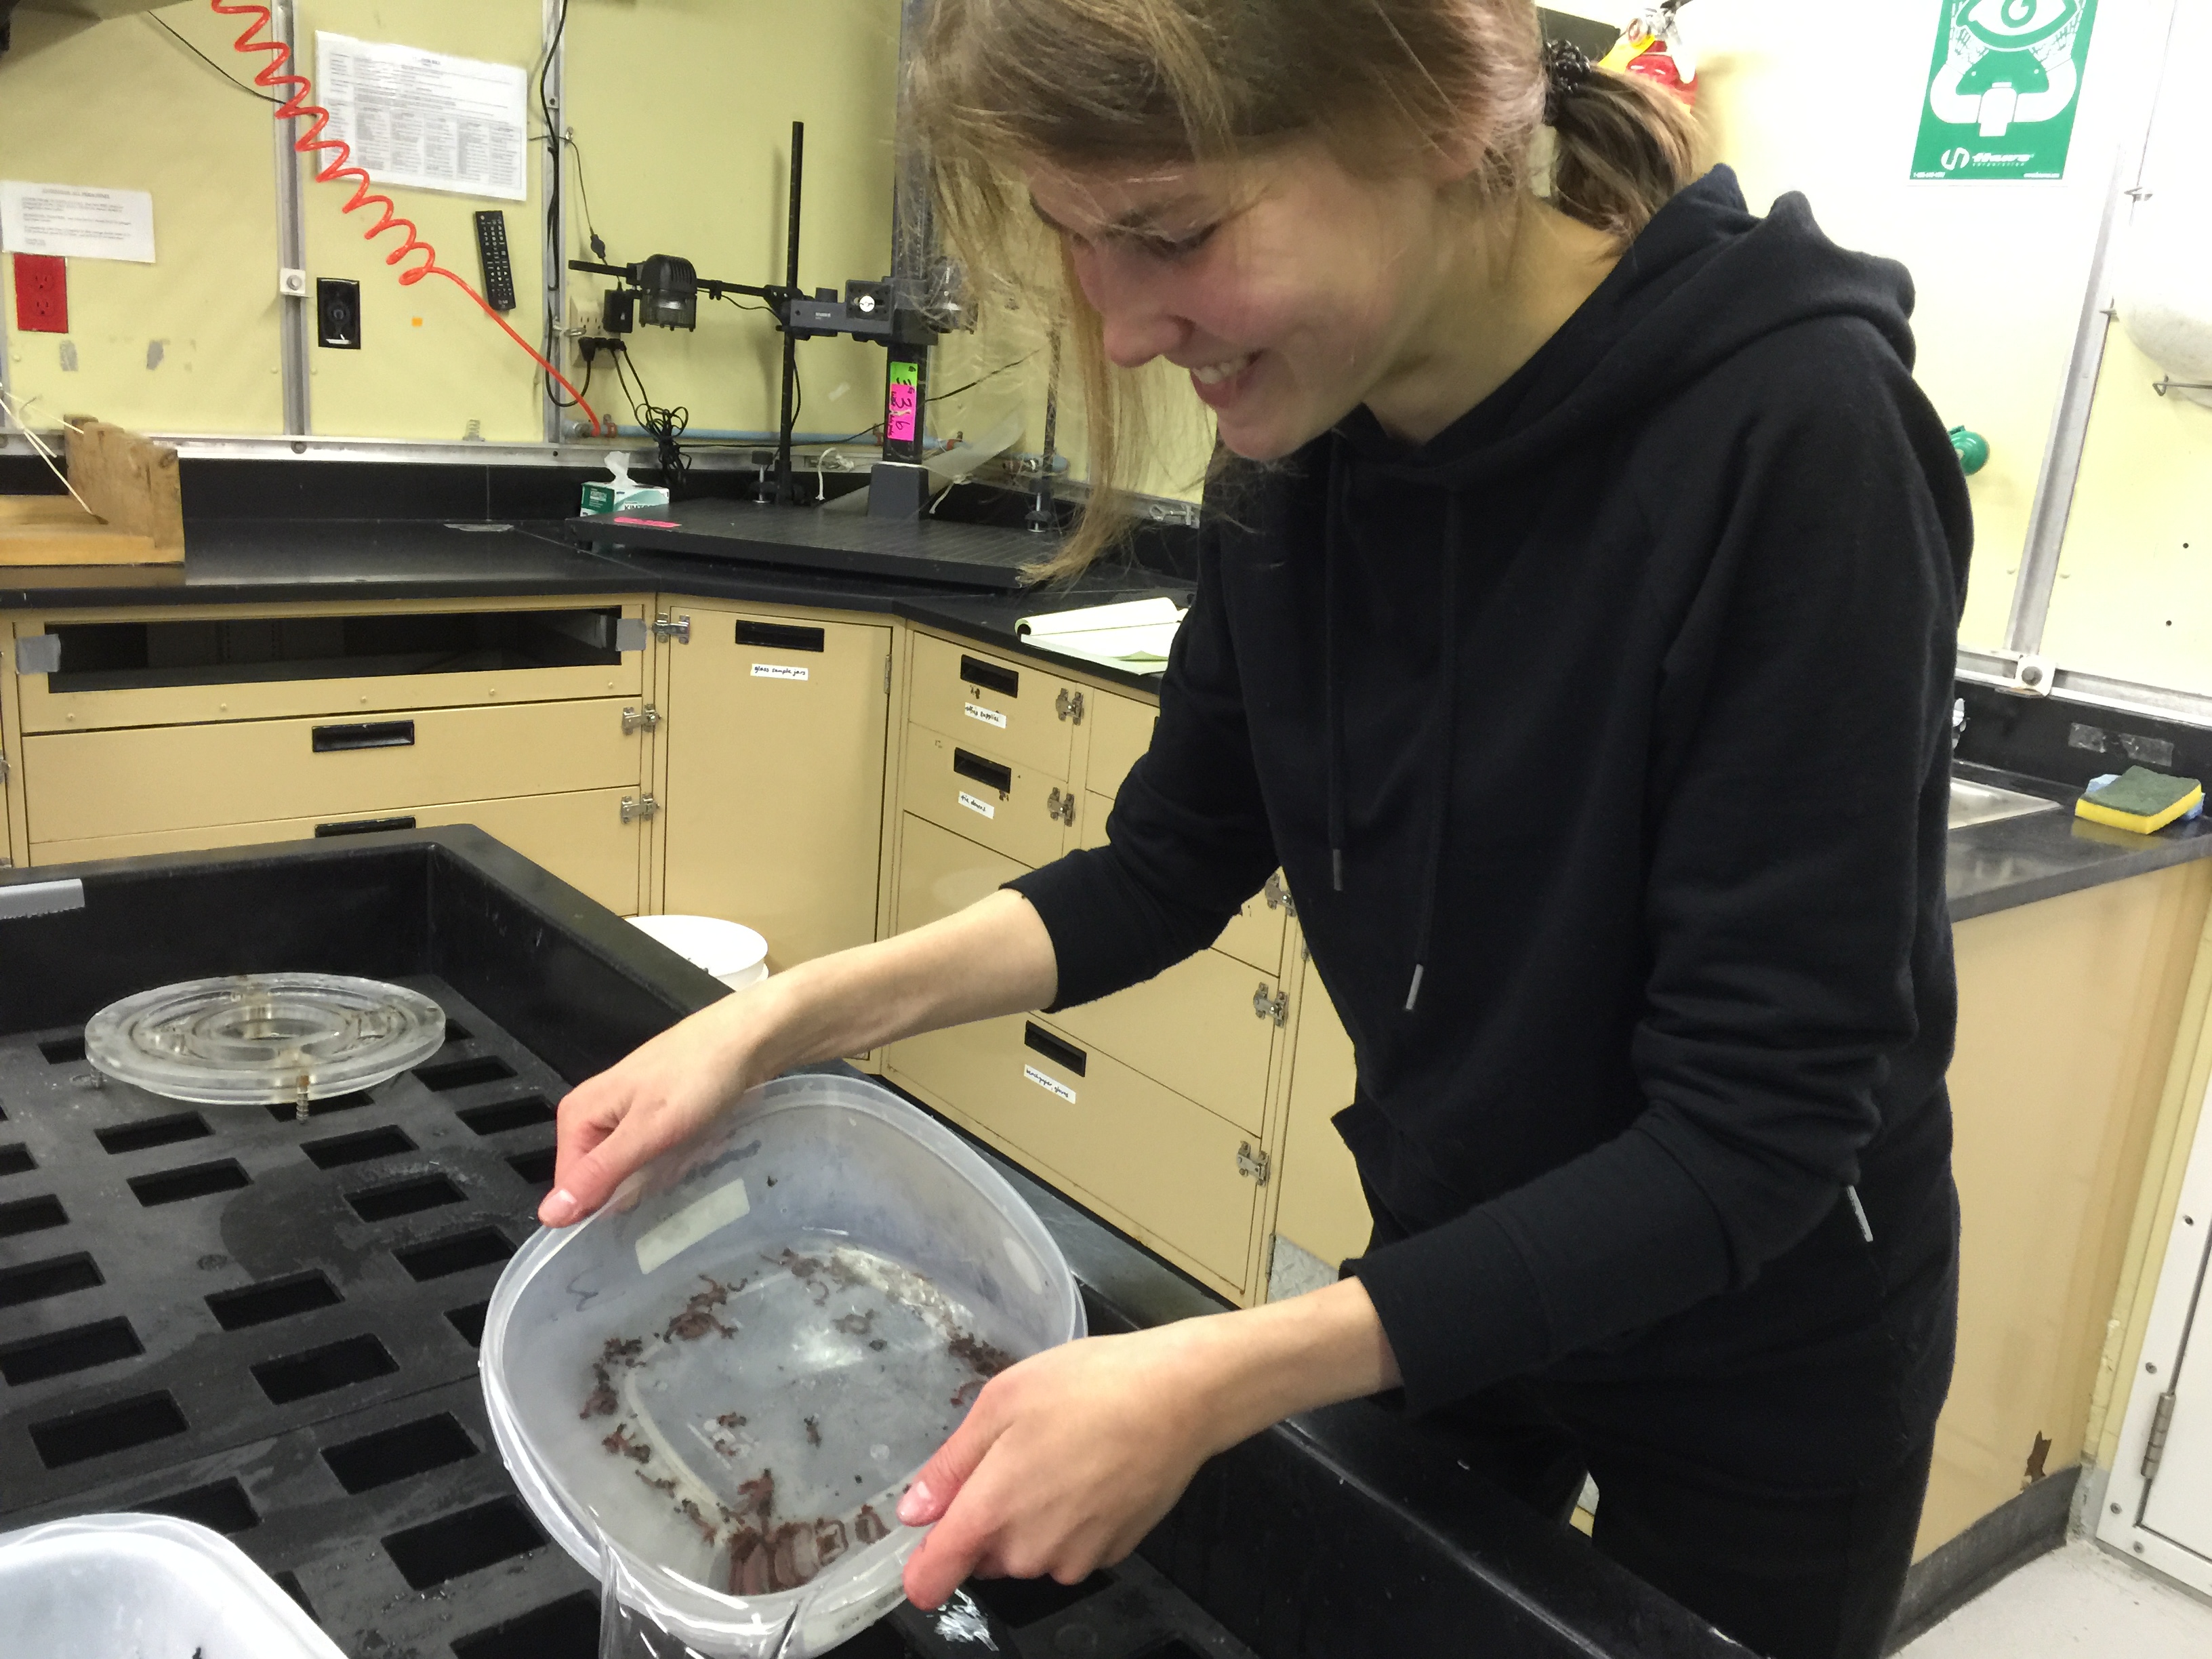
(209, 0), (605, 435)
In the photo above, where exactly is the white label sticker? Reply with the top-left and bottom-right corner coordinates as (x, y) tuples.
(752, 663), (808, 681)
(963, 701), (1008, 729)
(958, 791), (996, 819)
(1023, 1064), (1076, 1104)
(634, 1176), (751, 1275)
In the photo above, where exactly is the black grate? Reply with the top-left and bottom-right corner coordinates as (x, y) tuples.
(382, 1496), (546, 1589)
(0, 1142), (34, 1176)
(206, 1271), (344, 1331)
(95, 1113), (212, 1155)
(300, 1125), (417, 1168)
(0, 1316), (142, 1385)
(0, 1252), (103, 1310)
(321, 1412), (477, 1494)
(251, 1334), (399, 1404)
(144, 1475), (260, 1536)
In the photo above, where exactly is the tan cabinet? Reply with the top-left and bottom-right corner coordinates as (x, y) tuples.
(1077, 788), (1287, 977)
(886, 813), (1261, 1295)
(903, 723), (1072, 870)
(1270, 953), (1372, 1277)
(895, 1012), (1262, 1291)
(28, 787), (646, 915)
(1084, 688), (1156, 800)
(1049, 944), (1278, 1136)
(24, 697), (643, 842)
(909, 632), (1085, 779)
(659, 604), (893, 972)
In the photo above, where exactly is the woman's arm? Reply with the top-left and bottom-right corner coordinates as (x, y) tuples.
(539, 889), (1057, 1224)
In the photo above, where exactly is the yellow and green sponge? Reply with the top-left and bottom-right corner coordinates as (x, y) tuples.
(2075, 766), (2205, 835)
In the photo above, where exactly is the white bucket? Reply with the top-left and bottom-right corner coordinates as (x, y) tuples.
(628, 914), (770, 991)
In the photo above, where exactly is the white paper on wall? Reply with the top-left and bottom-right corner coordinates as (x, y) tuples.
(0, 182), (155, 262)
(313, 33), (528, 203)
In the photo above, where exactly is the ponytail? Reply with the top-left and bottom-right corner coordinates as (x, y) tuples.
(1547, 56), (1700, 242)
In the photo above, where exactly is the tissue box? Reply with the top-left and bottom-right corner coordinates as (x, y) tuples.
(580, 483), (671, 516)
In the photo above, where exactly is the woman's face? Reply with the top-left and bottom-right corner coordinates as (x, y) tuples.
(1027, 142), (1460, 460)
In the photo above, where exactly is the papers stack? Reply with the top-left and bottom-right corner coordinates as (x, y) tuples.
(1016, 596), (1186, 675)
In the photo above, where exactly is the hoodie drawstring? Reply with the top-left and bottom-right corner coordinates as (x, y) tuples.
(1325, 444), (1349, 894)
(1406, 495), (1459, 1012)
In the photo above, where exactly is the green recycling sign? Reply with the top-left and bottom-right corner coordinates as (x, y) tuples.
(1912, 0), (2098, 180)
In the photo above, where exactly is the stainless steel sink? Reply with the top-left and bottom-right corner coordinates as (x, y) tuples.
(1949, 777), (2063, 832)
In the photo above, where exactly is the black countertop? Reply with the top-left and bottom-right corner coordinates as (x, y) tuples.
(5, 514), (2207, 921)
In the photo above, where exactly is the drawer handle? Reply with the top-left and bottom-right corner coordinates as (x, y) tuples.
(952, 747), (1013, 798)
(1044, 786), (1077, 825)
(736, 620), (826, 651)
(312, 720), (415, 753)
(960, 653), (1019, 698)
(315, 816), (417, 838)
(1023, 1022), (1087, 1077)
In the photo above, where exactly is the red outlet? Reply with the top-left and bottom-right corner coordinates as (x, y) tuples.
(12, 253), (68, 333)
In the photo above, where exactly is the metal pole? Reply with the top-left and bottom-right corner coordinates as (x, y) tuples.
(774, 120), (804, 505)
(272, 0), (312, 436)
(539, 0), (569, 444)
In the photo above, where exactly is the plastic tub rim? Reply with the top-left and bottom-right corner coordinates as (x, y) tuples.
(479, 1070), (1085, 1652)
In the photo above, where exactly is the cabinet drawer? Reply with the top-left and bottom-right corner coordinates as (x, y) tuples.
(890, 1014), (1259, 1288)
(29, 787), (646, 916)
(895, 813), (1027, 934)
(15, 602), (647, 734)
(1050, 943), (1277, 1135)
(1086, 691), (1157, 799)
(1080, 790), (1285, 976)
(909, 632), (1080, 779)
(903, 723), (1071, 871)
(25, 698), (644, 842)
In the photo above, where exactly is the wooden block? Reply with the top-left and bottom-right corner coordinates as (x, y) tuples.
(1, 418), (184, 565)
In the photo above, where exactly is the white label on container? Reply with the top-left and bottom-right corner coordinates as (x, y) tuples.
(635, 1177), (751, 1275)
(958, 791), (996, 819)
(1023, 1064), (1076, 1104)
(963, 701), (1008, 729)
(752, 663), (808, 681)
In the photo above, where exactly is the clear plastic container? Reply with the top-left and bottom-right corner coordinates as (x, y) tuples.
(480, 1073), (1085, 1657)
(0, 1512), (346, 1659)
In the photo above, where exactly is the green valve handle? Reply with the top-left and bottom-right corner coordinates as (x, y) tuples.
(1949, 425), (1990, 475)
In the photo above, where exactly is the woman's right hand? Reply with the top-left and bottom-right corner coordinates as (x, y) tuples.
(537, 990), (774, 1227)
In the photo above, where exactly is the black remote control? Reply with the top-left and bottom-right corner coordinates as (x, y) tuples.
(474, 209), (516, 312)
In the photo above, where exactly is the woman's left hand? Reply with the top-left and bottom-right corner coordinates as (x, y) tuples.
(895, 1278), (1401, 1610)
(895, 1322), (1231, 1607)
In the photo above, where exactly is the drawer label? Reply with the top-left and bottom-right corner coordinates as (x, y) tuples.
(1023, 1064), (1076, 1104)
(752, 663), (809, 681)
(957, 790), (996, 820)
(963, 701), (1008, 729)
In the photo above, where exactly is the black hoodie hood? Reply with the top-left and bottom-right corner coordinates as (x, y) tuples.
(1314, 166), (1931, 1013)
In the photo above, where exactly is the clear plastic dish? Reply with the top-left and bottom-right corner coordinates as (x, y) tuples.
(480, 1073), (1085, 1657)
(85, 972), (446, 1106)
(0, 1513), (346, 1659)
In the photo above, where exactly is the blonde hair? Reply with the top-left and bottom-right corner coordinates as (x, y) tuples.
(906, 1), (1698, 575)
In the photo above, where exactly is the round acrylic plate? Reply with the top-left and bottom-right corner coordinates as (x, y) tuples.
(85, 974), (447, 1106)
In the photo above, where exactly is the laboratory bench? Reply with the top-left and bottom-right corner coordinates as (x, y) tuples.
(5, 478), (2212, 1633)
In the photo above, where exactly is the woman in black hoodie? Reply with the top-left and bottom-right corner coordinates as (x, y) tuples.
(539, 5), (1967, 1655)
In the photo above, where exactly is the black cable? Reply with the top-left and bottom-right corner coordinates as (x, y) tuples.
(537, 1), (573, 418)
(148, 15), (283, 104)
(928, 352), (1037, 407)
(612, 347), (690, 491)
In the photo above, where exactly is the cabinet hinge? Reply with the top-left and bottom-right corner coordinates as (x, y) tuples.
(0, 749), (9, 787)
(1054, 687), (1086, 724)
(884, 656), (893, 695)
(1044, 786), (1078, 826)
(1252, 982), (1288, 1027)
(621, 703), (662, 735)
(652, 613), (691, 644)
(2142, 1389), (2179, 1480)
(620, 793), (661, 823)
(1236, 1142), (1271, 1184)
(1262, 871), (1296, 916)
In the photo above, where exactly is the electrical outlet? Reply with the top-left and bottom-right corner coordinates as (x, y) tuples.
(12, 253), (67, 333)
(316, 277), (362, 349)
